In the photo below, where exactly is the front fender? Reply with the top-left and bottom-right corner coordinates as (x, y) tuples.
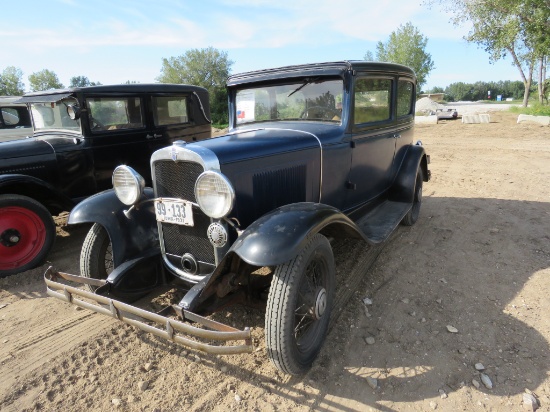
(68, 188), (158, 266)
(229, 202), (368, 267)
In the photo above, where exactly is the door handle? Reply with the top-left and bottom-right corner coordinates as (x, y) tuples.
(146, 134), (162, 139)
(394, 134), (401, 139)
(146, 134), (154, 139)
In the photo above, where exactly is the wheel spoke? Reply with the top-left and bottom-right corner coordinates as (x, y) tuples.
(294, 315), (314, 339)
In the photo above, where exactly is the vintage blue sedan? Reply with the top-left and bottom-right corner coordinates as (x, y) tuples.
(46, 61), (430, 376)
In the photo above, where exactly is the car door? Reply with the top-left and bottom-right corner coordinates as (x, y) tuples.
(345, 76), (397, 209)
(86, 93), (153, 190)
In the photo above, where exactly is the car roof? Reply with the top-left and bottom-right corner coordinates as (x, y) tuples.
(227, 60), (416, 86)
(21, 83), (207, 97)
(0, 96), (26, 106)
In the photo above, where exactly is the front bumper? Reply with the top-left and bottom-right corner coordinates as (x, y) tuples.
(44, 267), (253, 355)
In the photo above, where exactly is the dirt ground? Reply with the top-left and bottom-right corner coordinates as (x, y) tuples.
(1, 110), (549, 411)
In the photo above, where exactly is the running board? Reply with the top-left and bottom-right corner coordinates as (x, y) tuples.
(356, 200), (411, 244)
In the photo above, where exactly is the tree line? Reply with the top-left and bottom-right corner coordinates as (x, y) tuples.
(427, 80), (537, 102)
(1, 0), (548, 123)
(0, 47), (232, 124)
(427, 0), (549, 107)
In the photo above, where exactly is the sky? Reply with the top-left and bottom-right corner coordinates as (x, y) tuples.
(2, 0), (523, 93)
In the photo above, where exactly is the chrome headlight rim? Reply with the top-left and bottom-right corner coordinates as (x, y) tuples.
(112, 165), (145, 206)
(194, 171), (235, 219)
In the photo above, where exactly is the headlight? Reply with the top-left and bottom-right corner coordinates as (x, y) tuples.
(194, 171), (234, 218)
(112, 165), (145, 205)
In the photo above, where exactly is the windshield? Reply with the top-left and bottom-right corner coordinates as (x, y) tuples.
(30, 98), (81, 133)
(235, 78), (343, 125)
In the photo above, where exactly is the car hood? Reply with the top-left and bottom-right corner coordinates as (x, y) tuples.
(195, 127), (321, 165)
(0, 137), (53, 161)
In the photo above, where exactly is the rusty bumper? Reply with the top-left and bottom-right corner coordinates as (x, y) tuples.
(44, 267), (253, 355)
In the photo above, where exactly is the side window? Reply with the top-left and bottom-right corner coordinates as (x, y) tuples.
(1, 108), (21, 126)
(87, 97), (144, 131)
(397, 80), (414, 117)
(354, 79), (392, 124)
(153, 96), (189, 126)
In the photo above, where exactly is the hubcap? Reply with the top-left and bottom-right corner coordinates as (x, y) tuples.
(1, 229), (21, 247)
(0, 206), (46, 270)
(314, 287), (327, 319)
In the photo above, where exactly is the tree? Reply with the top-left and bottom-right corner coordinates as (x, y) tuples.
(70, 76), (102, 87)
(28, 69), (64, 92)
(157, 47), (234, 124)
(427, 0), (550, 106)
(364, 22), (435, 89)
(0, 66), (25, 95)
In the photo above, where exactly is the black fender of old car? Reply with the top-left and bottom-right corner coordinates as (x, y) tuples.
(177, 202), (367, 311)
(0, 174), (74, 214)
(68, 188), (159, 266)
(229, 202), (368, 267)
(389, 143), (430, 204)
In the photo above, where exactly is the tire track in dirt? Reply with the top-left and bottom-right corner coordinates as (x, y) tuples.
(0, 309), (117, 401)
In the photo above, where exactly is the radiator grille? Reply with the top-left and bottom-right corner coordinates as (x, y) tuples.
(154, 161), (203, 202)
(160, 212), (214, 263)
(154, 160), (215, 266)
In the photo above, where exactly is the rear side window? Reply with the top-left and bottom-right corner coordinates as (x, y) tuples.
(354, 79), (392, 124)
(397, 80), (414, 117)
(87, 97), (144, 132)
(153, 96), (189, 126)
(1, 107), (31, 128)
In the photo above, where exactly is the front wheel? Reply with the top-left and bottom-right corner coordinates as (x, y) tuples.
(401, 168), (424, 226)
(265, 233), (335, 375)
(0, 194), (56, 277)
(80, 223), (113, 291)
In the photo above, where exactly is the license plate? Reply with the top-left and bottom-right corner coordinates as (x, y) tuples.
(154, 199), (194, 226)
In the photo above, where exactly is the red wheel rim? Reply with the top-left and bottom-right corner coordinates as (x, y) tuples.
(0, 206), (47, 270)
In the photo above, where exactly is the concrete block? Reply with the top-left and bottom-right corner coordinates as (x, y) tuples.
(517, 114), (550, 126)
(415, 115), (438, 124)
(462, 114), (490, 124)
(479, 114), (490, 123)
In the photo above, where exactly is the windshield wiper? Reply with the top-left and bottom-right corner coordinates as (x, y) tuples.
(288, 77), (320, 97)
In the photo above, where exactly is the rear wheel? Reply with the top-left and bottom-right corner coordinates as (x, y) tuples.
(402, 168), (424, 226)
(265, 233), (335, 375)
(80, 223), (113, 291)
(0, 194), (55, 277)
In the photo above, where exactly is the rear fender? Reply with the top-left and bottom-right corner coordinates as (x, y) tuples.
(389, 144), (429, 203)
(0, 174), (74, 214)
(68, 188), (159, 266)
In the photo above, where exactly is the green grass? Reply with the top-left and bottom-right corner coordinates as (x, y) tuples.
(509, 103), (550, 116)
(212, 123), (229, 129)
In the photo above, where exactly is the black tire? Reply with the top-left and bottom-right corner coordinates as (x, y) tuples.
(0, 194), (55, 278)
(265, 233), (335, 375)
(402, 168), (424, 226)
(80, 223), (113, 291)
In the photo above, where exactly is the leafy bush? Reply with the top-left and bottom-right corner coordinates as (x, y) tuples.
(509, 103), (550, 116)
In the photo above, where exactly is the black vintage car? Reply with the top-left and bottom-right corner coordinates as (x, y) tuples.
(45, 61), (430, 375)
(0, 84), (211, 277)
